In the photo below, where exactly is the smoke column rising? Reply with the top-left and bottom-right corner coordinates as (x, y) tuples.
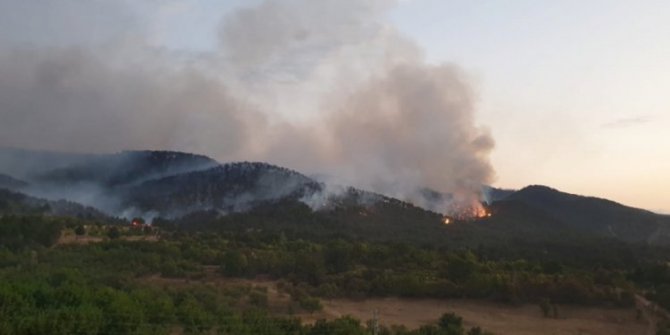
(0, 0), (495, 214)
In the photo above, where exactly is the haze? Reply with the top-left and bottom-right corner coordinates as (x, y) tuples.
(0, 0), (668, 213)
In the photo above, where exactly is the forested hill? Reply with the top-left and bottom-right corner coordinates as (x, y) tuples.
(32, 150), (219, 187)
(1, 148), (670, 247)
(2, 149), (670, 334)
(120, 162), (322, 215)
(501, 185), (670, 245)
(0, 173), (27, 190)
(0, 188), (109, 220)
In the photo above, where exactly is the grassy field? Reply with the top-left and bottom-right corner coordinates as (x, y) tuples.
(142, 271), (649, 335)
(300, 297), (648, 335)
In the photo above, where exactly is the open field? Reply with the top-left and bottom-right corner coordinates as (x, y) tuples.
(141, 272), (650, 335)
(299, 297), (648, 335)
(56, 229), (160, 245)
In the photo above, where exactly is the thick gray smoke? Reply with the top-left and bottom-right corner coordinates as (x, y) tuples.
(0, 48), (265, 158)
(319, 63), (494, 211)
(0, 0), (495, 214)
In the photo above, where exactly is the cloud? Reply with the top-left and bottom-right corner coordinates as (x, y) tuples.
(601, 115), (652, 129)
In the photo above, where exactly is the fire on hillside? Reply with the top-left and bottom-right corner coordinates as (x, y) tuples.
(442, 203), (492, 224)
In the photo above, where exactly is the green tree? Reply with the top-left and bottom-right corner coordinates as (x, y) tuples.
(446, 252), (478, 283)
(438, 312), (465, 335)
(299, 296), (323, 314)
(74, 225), (86, 236)
(539, 298), (551, 318)
(107, 227), (121, 240)
(221, 250), (248, 277)
(309, 316), (366, 335)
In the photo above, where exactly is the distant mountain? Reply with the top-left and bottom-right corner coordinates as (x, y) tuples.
(34, 150), (219, 187)
(0, 174), (27, 190)
(1, 149), (385, 219)
(0, 188), (45, 215)
(0, 188), (109, 220)
(0, 147), (96, 180)
(0, 149), (222, 216)
(499, 185), (670, 245)
(2, 147), (670, 247)
(483, 186), (516, 203)
(121, 162), (321, 216)
(0, 148), (218, 186)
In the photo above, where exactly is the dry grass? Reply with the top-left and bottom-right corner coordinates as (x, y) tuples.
(56, 234), (104, 245)
(297, 297), (648, 335)
(137, 274), (651, 335)
(57, 232), (159, 245)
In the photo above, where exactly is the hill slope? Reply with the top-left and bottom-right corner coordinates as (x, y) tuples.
(503, 185), (670, 245)
(121, 162), (321, 216)
(33, 150), (219, 187)
(0, 173), (27, 190)
(2, 148), (670, 247)
(0, 188), (109, 220)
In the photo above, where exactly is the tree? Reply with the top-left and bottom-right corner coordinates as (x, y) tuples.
(309, 316), (366, 335)
(438, 312), (464, 334)
(467, 326), (494, 335)
(299, 296), (322, 314)
(221, 250), (248, 277)
(249, 289), (269, 308)
(74, 225), (86, 237)
(539, 298), (551, 318)
(107, 227), (121, 240)
(446, 252), (478, 283)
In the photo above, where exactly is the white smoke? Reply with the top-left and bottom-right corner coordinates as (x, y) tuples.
(0, 0), (495, 214)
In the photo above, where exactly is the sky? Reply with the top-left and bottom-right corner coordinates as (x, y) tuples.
(0, 0), (668, 213)
(391, 0), (670, 213)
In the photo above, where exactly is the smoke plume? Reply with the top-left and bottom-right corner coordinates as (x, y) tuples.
(0, 0), (495, 214)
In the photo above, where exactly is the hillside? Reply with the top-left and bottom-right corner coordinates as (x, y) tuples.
(0, 147), (96, 179)
(1, 149), (401, 222)
(33, 150), (219, 187)
(1, 148), (670, 248)
(0, 188), (109, 220)
(121, 162), (321, 216)
(1, 149), (670, 334)
(0, 173), (27, 190)
(503, 185), (670, 245)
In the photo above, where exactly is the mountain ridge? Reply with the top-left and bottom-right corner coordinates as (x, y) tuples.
(1, 147), (669, 246)
(505, 184), (670, 244)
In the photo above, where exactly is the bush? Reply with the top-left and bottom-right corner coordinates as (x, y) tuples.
(299, 296), (322, 314)
(249, 289), (269, 308)
(107, 227), (121, 240)
(539, 298), (551, 317)
(438, 312), (464, 334)
(74, 225), (86, 236)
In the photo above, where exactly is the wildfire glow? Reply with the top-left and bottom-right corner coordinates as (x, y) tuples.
(473, 205), (492, 219)
(445, 202), (492, 223)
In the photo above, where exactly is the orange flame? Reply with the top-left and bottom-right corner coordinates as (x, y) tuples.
(443, 202), (492, 223)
